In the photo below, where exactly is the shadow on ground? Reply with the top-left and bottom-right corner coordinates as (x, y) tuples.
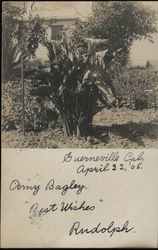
(92, 121), (158, 146)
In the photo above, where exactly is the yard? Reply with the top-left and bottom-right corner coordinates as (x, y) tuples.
(2, 107), (158, 148)
(2, 2), (158, 149)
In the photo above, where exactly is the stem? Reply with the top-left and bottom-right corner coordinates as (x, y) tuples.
(52, 94), (70, 137)
(76, 125), (81, 137)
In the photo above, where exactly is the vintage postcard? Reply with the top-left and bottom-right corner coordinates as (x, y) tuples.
(1, 1), (158, 248)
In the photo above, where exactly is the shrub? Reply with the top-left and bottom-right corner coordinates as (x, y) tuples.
(111, 68), (158, 109)
(2, 79), (49, 132)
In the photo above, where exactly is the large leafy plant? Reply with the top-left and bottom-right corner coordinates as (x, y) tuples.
(30, 36), (116, 137)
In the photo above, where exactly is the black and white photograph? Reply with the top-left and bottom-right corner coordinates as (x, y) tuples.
(2, 1), (158, 148)
(1, 2), (158, 248)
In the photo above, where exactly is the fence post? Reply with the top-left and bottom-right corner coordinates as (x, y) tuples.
(21, 55), (25, 135)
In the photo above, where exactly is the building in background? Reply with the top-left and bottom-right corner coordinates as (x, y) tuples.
(146, 60), (158, 72)
(24, 1), (92, 60)
(26, 1), (92, 39)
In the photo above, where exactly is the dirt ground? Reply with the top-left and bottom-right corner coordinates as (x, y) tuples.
(2, 108), (158, 148)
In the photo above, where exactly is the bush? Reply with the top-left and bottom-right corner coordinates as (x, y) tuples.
(2, 79), (50, 132)
(111, 68), (158, 109)
(2, 68), (157, 134)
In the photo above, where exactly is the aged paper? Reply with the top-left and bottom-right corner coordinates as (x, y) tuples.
(1, 1), (158, 248)
(1, 149), (158, 248)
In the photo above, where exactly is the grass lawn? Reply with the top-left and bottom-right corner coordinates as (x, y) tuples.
(2, 108), (158, 148)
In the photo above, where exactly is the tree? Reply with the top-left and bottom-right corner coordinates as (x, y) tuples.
(71, 1), (158, 68)
(2, 2), (46, 82)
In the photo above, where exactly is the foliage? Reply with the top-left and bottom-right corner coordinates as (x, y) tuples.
(2, 1), (158, 138)
(28, 36), (116, 137)
(2, 79), (48, 132)
(70, 1), (158, 67)
(2, 2), (46, 81)
(112, 69), (158, 109)
(2, 69), (157, 134)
